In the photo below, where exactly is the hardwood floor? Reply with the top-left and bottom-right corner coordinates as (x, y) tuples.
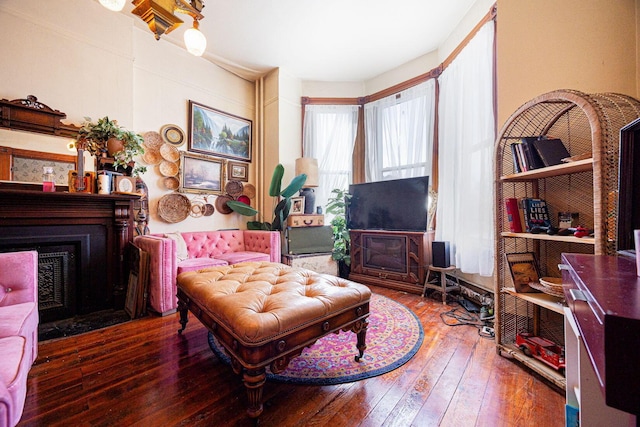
(18, 286), (564, 426)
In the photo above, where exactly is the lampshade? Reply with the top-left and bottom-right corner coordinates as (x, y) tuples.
(295, 157), (319, 187)
(99, 0), (126, 12)
(184, 20), (207, 56)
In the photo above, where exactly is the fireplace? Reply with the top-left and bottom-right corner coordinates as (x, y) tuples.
(0, 188), (138, 324)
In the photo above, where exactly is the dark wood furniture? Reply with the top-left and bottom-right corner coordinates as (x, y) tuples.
(349, 229), (432, 294)
(562, 253), (640, 424)
(0, 95), (78, 137)
(0, 188), (138, 321)
(176, 262), (370, 419)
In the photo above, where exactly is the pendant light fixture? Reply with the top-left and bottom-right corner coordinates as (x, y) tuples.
(184, 20), (207, 56)
(130, 0), (206, 56)
(99, 0), (126, 12)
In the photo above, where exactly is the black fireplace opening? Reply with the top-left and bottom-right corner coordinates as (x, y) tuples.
(0, 224), (111, 324)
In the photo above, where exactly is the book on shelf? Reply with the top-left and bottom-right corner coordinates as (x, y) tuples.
(520, 137), (546, 170)
(531, 138), (571, 167)
(522, 198), (552, 232)
(505, 198), (523, 232)
(510, 143), (522, 173)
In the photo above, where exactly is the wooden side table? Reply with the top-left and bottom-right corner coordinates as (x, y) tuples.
(423, 265), (458, 304)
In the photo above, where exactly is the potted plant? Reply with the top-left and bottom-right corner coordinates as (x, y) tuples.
(326, 188), (351, 278)
(226, 163), (307, 231)
(76, 116), (147, 176)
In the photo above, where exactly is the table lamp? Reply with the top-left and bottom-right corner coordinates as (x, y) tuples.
(295, 157), (319, 214)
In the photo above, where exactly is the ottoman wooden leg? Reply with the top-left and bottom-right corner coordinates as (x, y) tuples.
(177, 299), (189, 335)
(243, 367), (266, 418)
(354, 319), (368, 362)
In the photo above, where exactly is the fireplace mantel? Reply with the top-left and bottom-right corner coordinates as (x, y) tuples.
(0, 188), (139, 321)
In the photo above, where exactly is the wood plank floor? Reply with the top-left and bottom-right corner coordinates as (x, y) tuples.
(18, 286), (564, 426)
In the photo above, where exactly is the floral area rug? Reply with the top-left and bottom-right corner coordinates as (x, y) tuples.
(207, 293), (423, 385)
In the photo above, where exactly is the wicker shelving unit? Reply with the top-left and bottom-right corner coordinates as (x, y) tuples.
(494, 90), (640, 389)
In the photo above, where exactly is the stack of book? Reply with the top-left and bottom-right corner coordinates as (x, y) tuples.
(505, 197), (552, 233)
(510, 137), (571, 173)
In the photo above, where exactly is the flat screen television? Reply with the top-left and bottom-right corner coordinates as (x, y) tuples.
(347, 176), (429, 232)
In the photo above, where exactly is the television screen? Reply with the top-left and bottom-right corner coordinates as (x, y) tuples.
(347, 176), (429, 232)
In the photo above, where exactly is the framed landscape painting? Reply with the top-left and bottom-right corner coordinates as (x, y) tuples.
(188, 100), (252, 162)
(179, 151), (225, 195)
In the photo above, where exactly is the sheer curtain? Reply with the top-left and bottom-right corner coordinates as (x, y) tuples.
(436, 20), (495, 276)
(364, 80), (435, 182)
(302, 104), (359, 217)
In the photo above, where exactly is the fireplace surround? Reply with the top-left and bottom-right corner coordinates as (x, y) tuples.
(0, 188), (138, 324)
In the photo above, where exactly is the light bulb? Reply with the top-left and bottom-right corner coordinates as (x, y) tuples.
(99, 0), (126, 12)
(184, 21), (207, 57)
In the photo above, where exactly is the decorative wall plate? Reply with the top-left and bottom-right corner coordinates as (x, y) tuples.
(160, 143), (180, 162)
(160, 124), (185, 146)
(159, 160), (179, 177)
(142, 149), (162, 165)
(163, 176), (180, 190)
(143, 131), (163, 149)
(158, 193), (190, 223)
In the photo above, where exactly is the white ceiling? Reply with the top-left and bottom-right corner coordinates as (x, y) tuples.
(128, 0), (477, 82)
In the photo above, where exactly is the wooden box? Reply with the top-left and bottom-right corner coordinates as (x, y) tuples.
(287, 214), (324, 227)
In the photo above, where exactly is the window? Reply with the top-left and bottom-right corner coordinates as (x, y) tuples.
(363, 80), (435, 182)
(302, 104), (359, 215)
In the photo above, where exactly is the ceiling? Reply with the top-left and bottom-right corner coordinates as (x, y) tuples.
(127, 0), (477, 82)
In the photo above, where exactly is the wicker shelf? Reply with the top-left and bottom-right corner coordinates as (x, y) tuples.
(497, 342), (566, 390)
(500, 158), (592, 182)
(501, 232), (595, 245)
(494, 90), (640, 391)
(503, 287), (565, 315)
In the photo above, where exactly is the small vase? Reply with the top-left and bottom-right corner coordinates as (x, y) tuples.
(106, 137), (124, 156)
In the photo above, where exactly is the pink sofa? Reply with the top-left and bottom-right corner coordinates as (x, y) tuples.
(134, 230), (281, 315)
(0, 250), (39, 427)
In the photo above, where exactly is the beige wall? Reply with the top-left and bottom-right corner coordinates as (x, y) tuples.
(496, 0), (638, 127)
(0, 0), (256, 235)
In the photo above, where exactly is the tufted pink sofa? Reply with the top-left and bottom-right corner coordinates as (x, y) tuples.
(0, 250), (39, 427)
(134, 230), (281, 315)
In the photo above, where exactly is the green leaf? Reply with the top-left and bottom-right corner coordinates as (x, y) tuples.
(226, 200), (259, 216)
(281, 173), (307, 198)
(269, 164), (285, 197)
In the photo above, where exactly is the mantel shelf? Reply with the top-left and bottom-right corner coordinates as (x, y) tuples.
(501, 232), (595, 245)
(500, 158), (592, 182)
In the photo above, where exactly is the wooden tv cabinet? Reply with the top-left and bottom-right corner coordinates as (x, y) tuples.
(349, 229), (433, 294)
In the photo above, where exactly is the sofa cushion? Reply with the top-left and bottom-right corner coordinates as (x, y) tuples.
(164, 232), (189, 262)
(0, 336), (24, 388)
(177, 258), (228, 275)
(216, 251), (271, 265)
(0, 303), (37, 339)
(0, 335), (28, 427)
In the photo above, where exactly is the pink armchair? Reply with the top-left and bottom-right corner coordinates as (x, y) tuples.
(0, 250), (39, 427)
(134, 230), (281, 315)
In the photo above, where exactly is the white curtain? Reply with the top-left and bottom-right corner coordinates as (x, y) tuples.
(436, 20), (495, 276)
(364, 79), (435, 182)
(302, 104), (359, 217)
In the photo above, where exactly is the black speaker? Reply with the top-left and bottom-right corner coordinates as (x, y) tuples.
(432, 241), (451, 268)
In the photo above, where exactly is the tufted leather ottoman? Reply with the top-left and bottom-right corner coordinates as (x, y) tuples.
(176, 261), (371, 418)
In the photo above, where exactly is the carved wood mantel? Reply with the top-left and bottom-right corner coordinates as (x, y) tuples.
(0, 95), (79, 137)
(0, 189), (139, 319)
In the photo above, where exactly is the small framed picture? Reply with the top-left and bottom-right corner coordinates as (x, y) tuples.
(291, 196), (305, 214)
(179, 151), (225, 195)
(114, 176), (136, 194)
(505, 252), (541, 293)
(228, 161), (249, 182)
